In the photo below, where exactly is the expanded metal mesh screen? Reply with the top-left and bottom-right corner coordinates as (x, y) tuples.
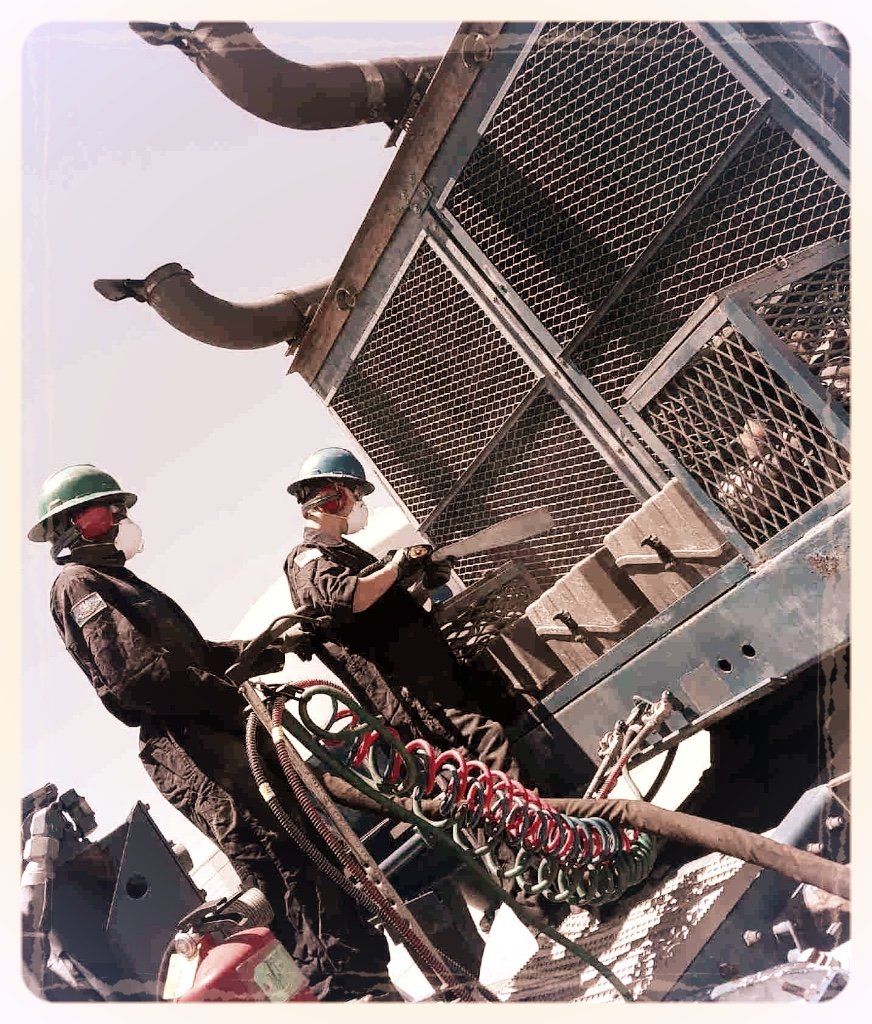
(427, 390), (641, 587)
(330, 243), (537, 523)
(755, 257), (850, 411)
(639, 325), (850, 548)
(446, 22), (762, 347)
(569, 119), (850, 408)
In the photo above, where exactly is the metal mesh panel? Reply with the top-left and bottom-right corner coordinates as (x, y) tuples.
(446, 22), (761, 346)
(427, 390), (640, 588)
(754, 257), (850, 411)
(330, 244), (537, 522)
(570, 119), (850, 407)
(436, 564), (541, 666)
(491, 851), (748, 1002)
(639, 325), (850, 548)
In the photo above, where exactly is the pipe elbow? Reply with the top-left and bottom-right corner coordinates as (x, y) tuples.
(94, 263), (330, 351)
(130, 21), (441, 130)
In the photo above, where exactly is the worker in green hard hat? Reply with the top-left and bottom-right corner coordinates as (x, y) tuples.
(28, 464), (396, 1001)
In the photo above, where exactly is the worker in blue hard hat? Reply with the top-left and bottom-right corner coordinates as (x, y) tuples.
(285, 446), (518, 785)
(285, 448), (574, 939)
(29, 464), (397, 1001)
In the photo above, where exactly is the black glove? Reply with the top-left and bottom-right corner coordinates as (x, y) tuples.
(250, 642), (286, 675)
(388, 545), (432, 587)
(280, 631), (316, 662)
(422, 555), (456, 590)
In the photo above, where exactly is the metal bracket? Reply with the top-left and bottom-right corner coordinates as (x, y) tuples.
(536, 606), (638, 642)
(409, 182), (433, 217)
(615, 538), (730, 570)
(460, 32), (494, 69)
(384, 65), (435, 148)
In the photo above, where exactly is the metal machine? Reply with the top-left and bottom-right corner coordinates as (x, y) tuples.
(85, 19), (849, 1001)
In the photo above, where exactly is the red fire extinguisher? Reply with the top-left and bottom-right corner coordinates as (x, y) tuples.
(161, 890), (316, 1002)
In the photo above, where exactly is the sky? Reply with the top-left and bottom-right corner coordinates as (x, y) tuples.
(21, 20), (457, 854)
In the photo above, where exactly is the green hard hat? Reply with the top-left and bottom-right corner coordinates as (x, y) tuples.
(287, 447), (374, 499)
(28, 464), (137, 542)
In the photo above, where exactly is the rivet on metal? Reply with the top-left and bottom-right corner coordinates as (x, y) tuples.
(334, 287), (358, 311)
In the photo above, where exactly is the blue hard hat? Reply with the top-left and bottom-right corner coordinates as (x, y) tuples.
(287, 447), (374, 499)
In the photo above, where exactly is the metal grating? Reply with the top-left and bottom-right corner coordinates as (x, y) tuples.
(435, 563), (541, 666)
(754, 257), (850, 411)
(639, 324), (850, 549)
(330, 244), (537, 522)
(427, 390), (640, 588)
(570, 119), (850, 408)
(490, 852), (749, 1002)
(446, 22), (761, 347)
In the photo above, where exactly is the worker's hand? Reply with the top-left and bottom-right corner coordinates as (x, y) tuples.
(422, 555), (456, 590)
(389, 545), (431, 587)
(250, 642), (286, 674)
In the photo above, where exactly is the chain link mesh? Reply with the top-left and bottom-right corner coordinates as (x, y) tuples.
(446, 22), (762, 347)
(330, 244), (537, 523)
(427, 390), (641, 588)
(754, 256), (850, 411)
(569, 119), (850, 408)
(639, 324), (849, 548)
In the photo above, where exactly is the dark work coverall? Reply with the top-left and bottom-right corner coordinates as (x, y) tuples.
(285, 528), (518, 776)
(49, 547), (392, 1001)
(286, 530), (569, 932)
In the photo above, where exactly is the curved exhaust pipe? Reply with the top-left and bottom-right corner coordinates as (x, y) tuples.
(129, 21), (441, 131)
(94, 264), (330, 352)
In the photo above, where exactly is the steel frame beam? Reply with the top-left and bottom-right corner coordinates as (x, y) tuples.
(688, 22), (849, 193)
(518, 505), (849, 763)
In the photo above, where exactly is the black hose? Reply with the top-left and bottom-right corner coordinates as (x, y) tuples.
(642, 747), (678, 803)
(244, 712), (489, 1000)
(265, 702), (494, 1000)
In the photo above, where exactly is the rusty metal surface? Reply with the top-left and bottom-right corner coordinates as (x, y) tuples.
(604, 480), (738, 612)
(291, 21), (502, 384)
(490, 852), (756, 1002)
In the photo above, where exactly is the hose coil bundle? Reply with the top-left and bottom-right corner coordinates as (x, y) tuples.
(295, 684), (657, 908)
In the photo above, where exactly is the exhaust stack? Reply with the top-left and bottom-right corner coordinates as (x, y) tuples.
(94, 264), (330, 352)
(129, 22), (441, 131)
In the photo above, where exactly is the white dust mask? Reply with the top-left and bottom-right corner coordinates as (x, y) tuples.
(344, 499), (369, 535)
(114, 517), (144, 560)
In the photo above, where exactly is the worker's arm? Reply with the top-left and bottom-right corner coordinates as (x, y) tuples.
(287, 547), (425, 622)
(351, 560), (399, 613)
(52, 573), (245, 729)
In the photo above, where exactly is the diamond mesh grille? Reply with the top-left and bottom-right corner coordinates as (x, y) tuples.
(330, 244), (537, 523)
(639, 325), (850, 548)
(446, 21), (761, 346)
(570, 120), (850, 408)
(754, 256), (850, 411)
(427, 390), (640, 588)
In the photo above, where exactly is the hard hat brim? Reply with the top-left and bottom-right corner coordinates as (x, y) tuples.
(287, 473), (375, 499)
(27, 490), (138, 543)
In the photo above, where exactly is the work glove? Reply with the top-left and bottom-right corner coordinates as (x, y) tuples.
(422, 555), (456, 590)
(388, 545), (432, 587)
(250, 642), (286, 675)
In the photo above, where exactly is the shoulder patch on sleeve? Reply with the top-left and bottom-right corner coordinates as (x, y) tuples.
(71, 592), (108, 627)
(294, 547), (323, 568)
